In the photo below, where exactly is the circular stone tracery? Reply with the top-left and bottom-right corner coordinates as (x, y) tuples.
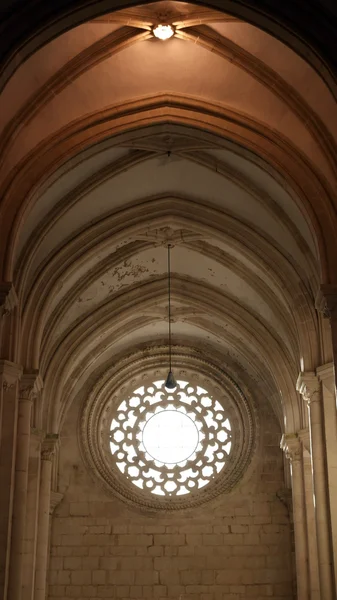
(81, 350), (258, 510)
(109, 379), (232, 497)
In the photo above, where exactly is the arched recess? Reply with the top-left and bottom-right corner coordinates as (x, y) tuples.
(2, 1), (337, 281)
(15, 128), (320, 435)
(1, 1), (336, 438)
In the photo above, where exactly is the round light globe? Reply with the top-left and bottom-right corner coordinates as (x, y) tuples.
(153, 24), (175, 40)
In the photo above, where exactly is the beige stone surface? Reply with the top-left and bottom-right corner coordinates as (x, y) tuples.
(1, 2), (337, 600)
(47, 396), (293, 600)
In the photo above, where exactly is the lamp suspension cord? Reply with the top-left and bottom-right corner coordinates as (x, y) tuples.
(168, 244), (172, 372)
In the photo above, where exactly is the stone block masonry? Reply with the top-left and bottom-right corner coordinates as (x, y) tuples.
(49, 504), (293, 599)
(47, 399), (293, 600)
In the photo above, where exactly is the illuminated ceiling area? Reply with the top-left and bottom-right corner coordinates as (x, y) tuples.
(2, 1), (337, 435)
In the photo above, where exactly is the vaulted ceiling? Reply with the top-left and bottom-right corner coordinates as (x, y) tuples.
(1, 1), (337, 434)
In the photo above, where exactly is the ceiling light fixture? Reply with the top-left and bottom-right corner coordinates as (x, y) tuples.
(153, 24), (175, 40)
(165, 244), (177, 390)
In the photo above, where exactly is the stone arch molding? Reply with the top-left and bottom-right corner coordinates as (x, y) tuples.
(20, 202), (315, 364)
(1, 1), (334, 440)
(2, 96), (337, 282)
(9, 144), (320, 435)
(1, 0), (337, 97)
(80, 347), (259, 510)
(4, 99), (333, 265)
(15, 179), (319, 435)
(46, 289), (295, 433)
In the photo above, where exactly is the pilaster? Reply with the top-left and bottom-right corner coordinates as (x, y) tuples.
(0, 360), (22, 600)
(8, 371), (43, 600)
(281, 433), (309, 599)
(298, 428), (321, 599)
(22, 429), (44, 600)
(35, 435), (59, 600)
(297, 372), (334, 599)
(317, 362), (337, 587)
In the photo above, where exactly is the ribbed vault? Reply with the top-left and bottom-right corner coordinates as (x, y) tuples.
(1, 1), (336, 438)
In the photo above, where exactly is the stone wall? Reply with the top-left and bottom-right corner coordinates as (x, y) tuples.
(48, 400), (294, 600)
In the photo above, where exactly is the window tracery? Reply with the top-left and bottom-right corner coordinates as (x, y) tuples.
(110, 379), (232, 497)
(80, 351), (257, 510)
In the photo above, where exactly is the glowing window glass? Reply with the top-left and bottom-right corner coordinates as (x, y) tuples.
(110, 379), (232, 496)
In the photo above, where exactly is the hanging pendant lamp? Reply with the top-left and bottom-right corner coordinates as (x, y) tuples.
(165, 244), (177, 390)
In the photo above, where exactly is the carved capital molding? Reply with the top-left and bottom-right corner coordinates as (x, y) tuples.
(281, 433), (302, 462)
(41, 434), (59, 461)
(0, 283), (18, 315)
(296, 371), (320, 405)
(50, 491), (64, 515)
(317, 284), (337, 319)
(0, 360), (23, 390)
(19, 370), (43, 402)
(298, 428), (311, 453)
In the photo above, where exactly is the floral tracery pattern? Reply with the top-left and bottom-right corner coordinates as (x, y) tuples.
(109, 379), (232, 496)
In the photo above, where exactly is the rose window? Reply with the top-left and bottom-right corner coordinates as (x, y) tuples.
(109, 379), (232, 497)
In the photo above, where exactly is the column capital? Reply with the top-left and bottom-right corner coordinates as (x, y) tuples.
(298, 428), (311, 453)
(317, 284), (337, 319)
(296, 371), (320, 404)
(281, 433), (302, 462)
(41, 434), (59, 462)
(0, 359), (22, 389)
(19, 370), (43, 402)
(0, 282), (18, 315)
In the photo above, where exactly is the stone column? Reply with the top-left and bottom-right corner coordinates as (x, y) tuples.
(22, 429), (44, 600)
(7, 372), (42, 600)
(298, 428), (321, 600)
(297, 372), (334, 599)
(281, 433), (309, 599)
(316, 362), (337, 587)
(34, 435), (58, 600)
(0, 360), (22, 600)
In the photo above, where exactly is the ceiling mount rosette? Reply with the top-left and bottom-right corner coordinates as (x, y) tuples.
(80, 347), (258, 510)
